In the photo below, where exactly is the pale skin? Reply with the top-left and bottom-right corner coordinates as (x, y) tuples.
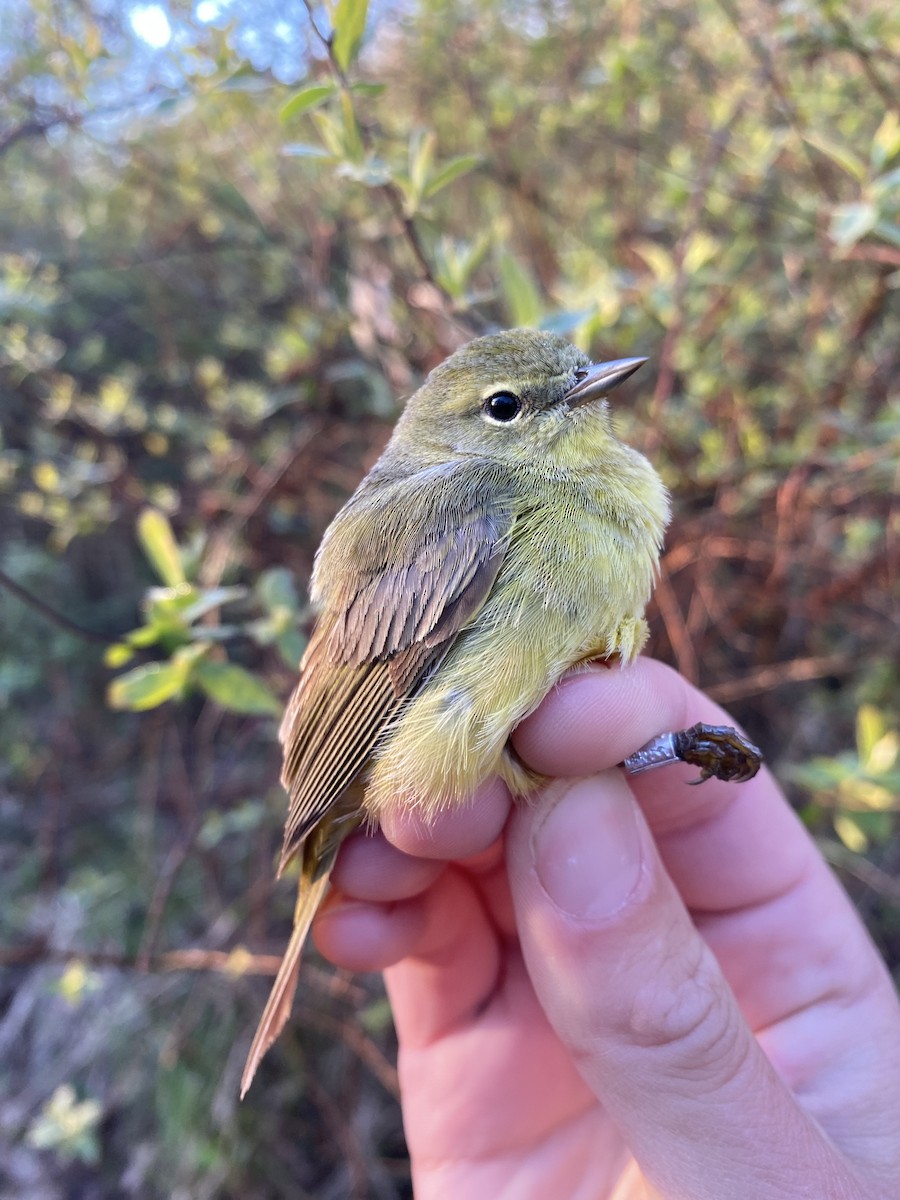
(313, 657), (900, 1199)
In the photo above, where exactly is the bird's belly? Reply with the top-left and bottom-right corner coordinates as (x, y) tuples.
(363, 513), (658, 820)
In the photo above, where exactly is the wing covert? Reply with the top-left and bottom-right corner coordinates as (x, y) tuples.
(277, 462), (516, 869)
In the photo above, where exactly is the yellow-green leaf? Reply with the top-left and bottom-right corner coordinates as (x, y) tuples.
(856, 704), (885, 764)
(871, 111), (900, 173)
(805, 134), (867, 182)
(423, 154), (481, 199)
(194, 661), (281, 716)
(103, 642), (135, 668)
(311, 110), (345, 159)
(409, 129), (437, 202)
(108, 662), (184, 711)
(54, 960), (102, 1007)
(498, 250), (542, 328)
(136, 508), (186, 588)
(332, 0), (368, 72)
(867, 731), (899, 776)
(834, 812), (868, 853)
(339, 89), (364, 163)
(280, 83), (336, 122)
(830, 202), (877, 248)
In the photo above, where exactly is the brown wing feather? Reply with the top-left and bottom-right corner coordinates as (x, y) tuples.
(278, 643), (399, 869)
(277, 465), (516, 872)
(243, 463), (517, 1096)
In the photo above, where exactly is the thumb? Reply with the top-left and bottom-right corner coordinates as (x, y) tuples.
(506, 771), (848, 1200)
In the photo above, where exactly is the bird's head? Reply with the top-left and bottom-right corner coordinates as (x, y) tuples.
(391, 328), (647, 468)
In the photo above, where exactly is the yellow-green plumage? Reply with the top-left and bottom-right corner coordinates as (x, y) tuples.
(241, 329), (669, 1096)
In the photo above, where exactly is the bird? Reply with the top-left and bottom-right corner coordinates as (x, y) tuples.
(241, 326), (673, 1097)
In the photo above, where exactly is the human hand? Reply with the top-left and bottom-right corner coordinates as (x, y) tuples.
(313, 658), (900, 1199)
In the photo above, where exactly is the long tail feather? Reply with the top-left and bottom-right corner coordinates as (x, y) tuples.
(239, 840), (338, 1099)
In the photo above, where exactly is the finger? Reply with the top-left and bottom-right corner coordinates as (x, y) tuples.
(507, 772), (868, 1199)
(515, 658), (898, 1015)
(385, 865), (508, 1046)
(330, 829), (445, 902)
(512, 656), (694, 780)
(513, 657), (900, 1177)
(313, 890), (428, 973)
(316, 831), (445, 972)
(381, 774), (512, 860)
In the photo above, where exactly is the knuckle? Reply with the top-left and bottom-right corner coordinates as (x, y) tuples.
(626, 937), (738, 1071)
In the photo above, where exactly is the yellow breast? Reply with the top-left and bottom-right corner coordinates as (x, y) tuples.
(363, 445), (669, 820)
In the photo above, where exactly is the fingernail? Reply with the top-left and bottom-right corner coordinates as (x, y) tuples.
(533, 774), (644, 919)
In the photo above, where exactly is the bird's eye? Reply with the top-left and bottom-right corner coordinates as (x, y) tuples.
(482, 392), (522, 423)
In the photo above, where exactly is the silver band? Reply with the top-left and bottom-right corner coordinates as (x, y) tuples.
(622, 732), (679, 775)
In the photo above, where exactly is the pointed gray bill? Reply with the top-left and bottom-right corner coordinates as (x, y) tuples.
(564, 357), (648, 410)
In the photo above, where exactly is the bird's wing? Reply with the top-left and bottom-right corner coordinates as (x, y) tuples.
(278, 461), (516, 869)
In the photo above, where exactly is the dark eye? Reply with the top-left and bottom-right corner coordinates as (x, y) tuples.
(483, 392), (522, 423)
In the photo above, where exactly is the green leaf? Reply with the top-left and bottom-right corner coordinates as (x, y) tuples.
(350, 82), (386, 98)
(332, 0), (369, 72)
(194, 661), (281, 716)
(834, 811), (868, 853)
(26, 1085), (102, 1166)
(108, 662), (185, 711)
(856, 704), (885, 765)
(498, 249), (542, 328)
(310, 110), (346, 159)
(423, 154), (482, 199)
(870, 111), (900, 173)
(872, 166), (900, 195)
(179, 585), (247, 625)
(337, 157), (393, 186)
(126, 624), (167, 649)
(409, 130), (436, 204)
(873, 219), (900, 249)
(103, 642), (134, 668)
(279, 83), (336, 122)
(830, 202), (877, 247)
(805, 135), (867, 182)
(136, 509), (186, 588)
(339, 89), (364, 163)
(276, 628), (306, 669)
(257, 567), (300, 612)
(433, 233), (491, 301)
(282, 143), (334, 159)
(540, 306), (596, 336)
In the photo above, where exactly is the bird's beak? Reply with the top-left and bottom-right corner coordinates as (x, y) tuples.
(563, 357), (648, 410)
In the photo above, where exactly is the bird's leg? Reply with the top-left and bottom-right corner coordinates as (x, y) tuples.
(621, 723), (763, 785)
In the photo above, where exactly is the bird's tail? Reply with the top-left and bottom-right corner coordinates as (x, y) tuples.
(239, 833), (341, 1099)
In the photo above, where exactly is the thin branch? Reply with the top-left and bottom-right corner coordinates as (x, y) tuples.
(305, 1007), (400, 1098)
(300, 0), (457, 309)
(713, 0), (839, 203)
(199, 422), (321, 589)
(0, 940), (364, 999)
(820, 840), (900, 905)
(646, 96), (746, 449)
(0, 89), (181, 160)
(0, 566), (121, 645)
(0, 113), (74, 157)
(652, 570), (698, 683)
(136, 833), (197, 971)
(818, 11), (897, 110)
(706, 653), (855, 704)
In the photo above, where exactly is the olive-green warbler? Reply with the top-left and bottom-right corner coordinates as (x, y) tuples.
(241, 328), (760, 1096)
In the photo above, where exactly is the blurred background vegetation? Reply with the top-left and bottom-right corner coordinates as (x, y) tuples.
(1, 0), (898, 1195)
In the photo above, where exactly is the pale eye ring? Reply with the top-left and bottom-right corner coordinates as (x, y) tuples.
(482, 391), (522, 423)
